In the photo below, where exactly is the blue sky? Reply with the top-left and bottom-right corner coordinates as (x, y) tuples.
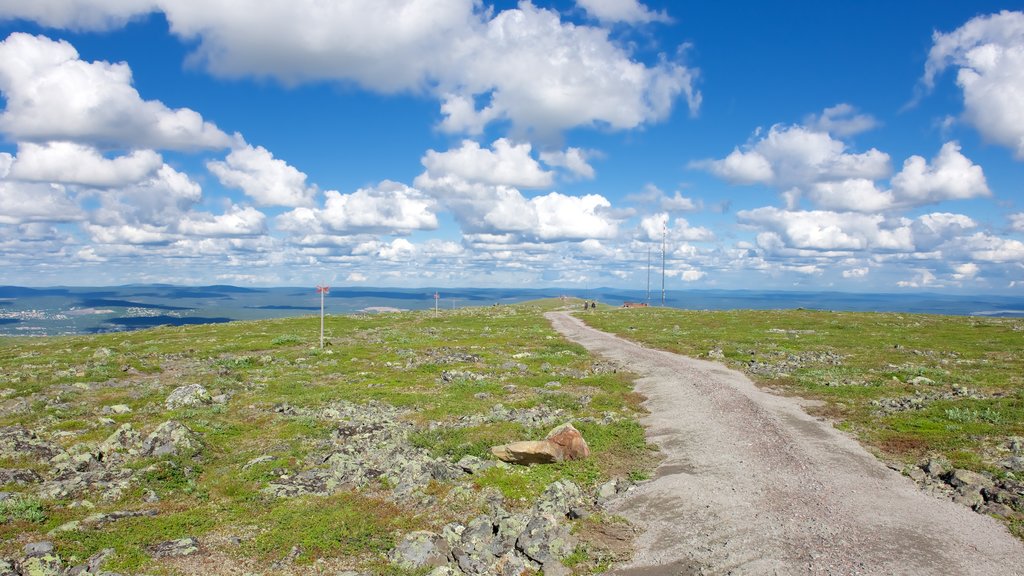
(1, 1), (1023, 293)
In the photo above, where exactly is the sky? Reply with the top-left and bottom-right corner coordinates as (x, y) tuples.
(1, 1), (1023, 293)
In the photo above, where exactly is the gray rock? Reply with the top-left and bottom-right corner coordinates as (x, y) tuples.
(0, 425), (62, 461)
(388, 531), (449, 570)
(923, 457), (951, 478)
(165, 384), (212, 409)
(947, 468), (993, 491)
(515, 513), (573, 566)
(99, 424), (140, 455)
(998, 456), (1024, 472)
(66, 547), (114, 576)
(453, 516), (498, 574)
(148, 537), (199, 558)
(535, 480), (587, 517)
(18, 554), (62, 576)
(0, 468), (42, 485)
(908, 376), (935, 385)
(22, 541), (54, 558)
(140, 421), (202, 457)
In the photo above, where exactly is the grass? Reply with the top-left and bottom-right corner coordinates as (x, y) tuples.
(0, 300), (653, 573)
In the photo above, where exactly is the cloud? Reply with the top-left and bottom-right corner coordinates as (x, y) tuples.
(7, 141), (162, 187)
(421, 139), (553, 188)
(346, 272), (367, 282)
(890, 141), (990, 204)
(10, 2), (697, 137)
(208, 144), (317, 208)
(419, 2), (699, 135)
(639, 212), (714, 243)
(540, 147), (596, 180)
(952, 262), (980, 280)
(680, 269), (705, 282)
(698, 120), (989, 213)
(804, 103), (879, 137)
(1010, 212), (1024, 232)
(923, 10), (1024, 158)
(178, 205), (267, 237)
(530, 192), (617, 241)
(738, 207), (913, 252)
(0, 181), (81, 224)
(842, 267), (869, 278)
(277, 181), (438, 235)
(0, 0), (157, 30)
(89, 164), (202, 233)
(694, 124), (890, 189)
(576, 0), (670, 24)
(660, 191), (700, 212)
(0, 33), (232, 150)
(897, 269), (938, 288)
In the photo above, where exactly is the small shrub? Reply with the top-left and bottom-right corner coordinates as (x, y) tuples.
(271, 335), (303, 346)
(0, 495), (46, 523)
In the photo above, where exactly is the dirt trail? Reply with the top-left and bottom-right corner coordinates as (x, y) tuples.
(546, 312), (1024, 576)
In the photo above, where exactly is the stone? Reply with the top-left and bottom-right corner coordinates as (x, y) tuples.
(99, 424), (140, 455)
(946, 469), (993, 491)
(22, 542), (53, 558)
(454, 516), (499, 574)
(427, 568), (461, 576)
(515, 513), (573, 566)
(103, 404), (132, 415)
(998, 456), (1024, 472)
(140, 421), (202, 457)
(66, 547), (113, 576)
(908, 376), (935, 386)
(0, 468), (42, 485)
(148, 537), (199, 558)
(165, 384), (212, 409)
(536, 480), (588, 518)
(18, 554), (62, 576)
(388, 531), (449, 570)
(923, 457), (950, 478)
(707, 348), (725, 360)
(545, 423), (590, 461)
(0, 425), (61, 461)
(491, 441), (565, 465)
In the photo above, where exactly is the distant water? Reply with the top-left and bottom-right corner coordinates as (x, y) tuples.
(1, 285), (1022, 336)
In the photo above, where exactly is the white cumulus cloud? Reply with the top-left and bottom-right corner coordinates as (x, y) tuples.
(0, 33), (232, 150)
(8, 141), (162, 187)
(421, 139), (553, 188)
(208, 144), (317, 208)
(890, 141), (990, 204)
(576, 0), (670, 24)
(277, 181), (437, 235)
(539, 147), (596, 180)
(924, 10), (1024, 159)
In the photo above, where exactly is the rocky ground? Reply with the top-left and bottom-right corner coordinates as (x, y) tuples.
(0, 305), (654, 575)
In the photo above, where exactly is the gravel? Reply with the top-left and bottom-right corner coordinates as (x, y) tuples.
(547, 311), (1024, 576)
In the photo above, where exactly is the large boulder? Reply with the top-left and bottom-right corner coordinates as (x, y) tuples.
(140, 421), (202, 457)
(491, 441), (565, 465)
(165, 384), (212, 410)
(545, 423), (590, 461)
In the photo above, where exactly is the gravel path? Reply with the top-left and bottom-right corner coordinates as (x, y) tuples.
(546, 312), (1024, 576)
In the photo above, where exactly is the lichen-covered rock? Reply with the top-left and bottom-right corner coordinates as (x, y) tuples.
(148, 537), (199, 558)
(453, 516), (499, 574)
(491, 441), (565, 465)
(0, 468), (42, 485)
(140, 421), (202, 458)
(388, 531), (449, 570)
(99, 424), (141, 457)
(545, 422), (590, 461)
(515, 513), (574, 566)
(165, 384), (212, 409)
(535, 480), (587, 518)
(0, 426), (61, 462)
(267, 400), (464, 499)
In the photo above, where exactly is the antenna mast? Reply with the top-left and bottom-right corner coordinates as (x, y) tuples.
(661, 225), (666, 307)
(316, 284), (329, 348)
(646, 244), (651, 305)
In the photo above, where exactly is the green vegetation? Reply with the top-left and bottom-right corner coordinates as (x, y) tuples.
(0, 300), (655, 573)
(580, 307), (1024, 471)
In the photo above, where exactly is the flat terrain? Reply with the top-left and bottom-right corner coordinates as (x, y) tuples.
(549, 311), (1024, 575)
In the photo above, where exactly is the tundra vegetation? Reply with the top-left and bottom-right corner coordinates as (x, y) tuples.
(0, 301), (654, 575)
(581, 307), (1024, 539)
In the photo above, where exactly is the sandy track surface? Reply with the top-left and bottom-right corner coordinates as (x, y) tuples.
(546, 312), (1024, 576)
